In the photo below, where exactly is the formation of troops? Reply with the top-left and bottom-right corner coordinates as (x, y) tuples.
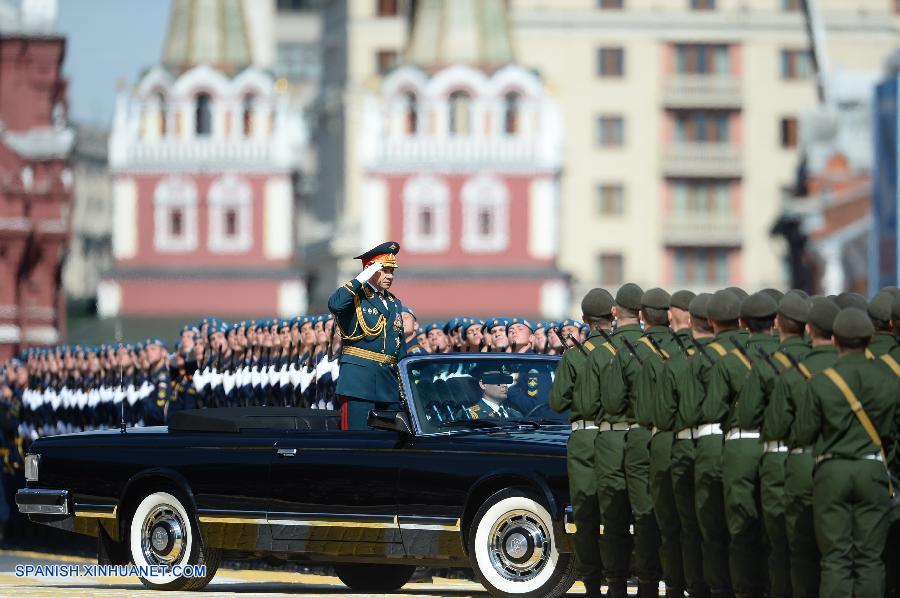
(549, 284), (900, 598)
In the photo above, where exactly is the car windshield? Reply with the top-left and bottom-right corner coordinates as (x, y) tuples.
(404, 355), (569, 434)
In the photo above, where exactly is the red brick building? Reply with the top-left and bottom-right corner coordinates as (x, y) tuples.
(0, 2), (74, 359)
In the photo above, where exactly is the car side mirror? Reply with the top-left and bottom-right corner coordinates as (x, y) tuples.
(367, 410), (413, 435)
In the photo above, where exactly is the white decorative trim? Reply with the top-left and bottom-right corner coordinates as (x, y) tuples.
(263, 177), (292, 259)
(153, 176), (198, 253)
(207, 174), (252, 254)
(460, 173), (509, 254)
(0, 217), (31, 232)
(112, 178), (138, 259)
(528, 178), (558, 259)
(3, 127), (75, 160)
(0, 325), (21, 343)
(96, 281), (121, 318)
(402, 175), (450, 253)
(23, 326), (58, 345)
(0, 305), (18, 319)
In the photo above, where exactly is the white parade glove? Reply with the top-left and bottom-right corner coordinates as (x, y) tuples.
(250, 366), (260, 387)
(289, 363), (301, 387)
(268, 365), (279, 386)
(355, 261), (383, 284)
(223, 371), (235, 395)
(299, 368), (314, 393)
(279, 365), (290, 387)
(331, 359), (340, 381)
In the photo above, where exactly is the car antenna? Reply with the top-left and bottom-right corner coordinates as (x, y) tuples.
(119, 362), (127, 434)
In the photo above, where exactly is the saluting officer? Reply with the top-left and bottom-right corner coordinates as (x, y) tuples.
(548, 288), (615, 598)
(795, 308), (900, 598)
(328, 242), (406, 430)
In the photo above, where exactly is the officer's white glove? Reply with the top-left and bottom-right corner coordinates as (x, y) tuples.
(355, 261), (383, 283)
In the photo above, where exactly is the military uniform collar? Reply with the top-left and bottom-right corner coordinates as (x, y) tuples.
(586, 329), (609, 341)
(807, 344), (836, 357)
(644, 325), (670, 336)
(839, 352), (870, 365)
(615, 323), (643, 333)
(716, 328), (745, 342)
(779, 335), (807, 348)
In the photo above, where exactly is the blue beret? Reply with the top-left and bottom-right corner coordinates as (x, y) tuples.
(506, 317), (533, 332)
(402, 306), (416, 318)
(424, 322), (444, 333)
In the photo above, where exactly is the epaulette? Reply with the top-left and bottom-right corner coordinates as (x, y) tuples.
(584, 341), (596, 352)
(879, 353), (900, 377)
(708, 342), (727, 357)
(603, 343), (617, 355)
(729, 348), (752, 371)
(773, 351), (792, 369)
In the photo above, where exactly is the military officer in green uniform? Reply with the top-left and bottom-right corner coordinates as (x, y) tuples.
(763, 296), (840, 598)
(328, 242), (406, 430)
(665, 293), (713, 598)
(548, 288), (615, 598)
(795, 308), (900, 598)
(601, 284), (668, 598)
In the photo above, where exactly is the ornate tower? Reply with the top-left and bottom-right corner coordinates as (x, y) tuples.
(103, 0), (308, 322)
(358, 0), (567, 318)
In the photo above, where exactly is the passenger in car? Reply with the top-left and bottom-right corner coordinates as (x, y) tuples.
(466, 369), (522, 420)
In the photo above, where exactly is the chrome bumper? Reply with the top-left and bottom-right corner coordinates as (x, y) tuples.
(16, 488), (69, 516)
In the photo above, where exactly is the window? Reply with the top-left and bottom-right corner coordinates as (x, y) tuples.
(376, 50), (398, 75)
(597, 184), (625, 215)
(598, 0), (623, 7)
(596, 47), (624, 77)
(690, 0), (715, 9)
(242, 94), (255, 137)
(404, 92), (418, 134)
(780, 116), (798, 148)
(154, 177), (198, 252)
(403, 175), (450, 252)
(674, 111), (731, 143)
(449, 91), (472, 136)
(781, 0), (804, 10)
(674, 44), (730, 75)
(672, 181), (730, 215)
(596, 115), (624, 146)
(597, 253), (624, 286)
(461, 174), (509, 253)
(781, 49), (814, 80)
(504, 92), (520, 135)
(195, 93), (212, 136)
(377, 0), (398, 16)
(673, 248), (730, 285)
(274, 43), (321, 82)
(208, 174), (252, 253)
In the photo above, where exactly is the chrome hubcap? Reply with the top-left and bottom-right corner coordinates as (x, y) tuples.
(488, 509), (550, 581)
(141, 503), (186, 566)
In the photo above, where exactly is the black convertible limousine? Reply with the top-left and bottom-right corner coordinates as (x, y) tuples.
(16, 353), (578, 597)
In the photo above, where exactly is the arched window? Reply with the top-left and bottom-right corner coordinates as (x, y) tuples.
(242, 94), (255, 137)
(208, 174), (253, 253)
(195, 93), (212, 136)
(461, 174), (509, 253)
(156, 92), (167, 136)
(403, 175), (450, 252)
(448, 91), (471, 136)
(504, 92), (520, 135)
(154, 177), (198, 252)
(404, 92), (418, 135)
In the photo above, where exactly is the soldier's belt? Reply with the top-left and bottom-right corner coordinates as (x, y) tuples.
(571, 420), (598, 431)
(725, 427), (760, 441)
(342, 346), (398, 365)
(675, 428), (697, 440)
(598, 421), (631, 432)
(763, 440), (789, 453)
(694, 423), (723, 438)
(789, 445), (812, 455)
(815, 451), (883, 465)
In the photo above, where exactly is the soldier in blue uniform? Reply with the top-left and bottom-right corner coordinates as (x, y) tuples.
(402, 307), (425, 355)
(328, 242), (406, 430)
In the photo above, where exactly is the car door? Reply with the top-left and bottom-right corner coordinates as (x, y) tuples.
(267, 428), (407, 556)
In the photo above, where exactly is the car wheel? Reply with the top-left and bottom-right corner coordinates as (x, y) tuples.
(467, 488), (577, 598)
(333, 563), (417, 592)
(127, 490), (221, 591)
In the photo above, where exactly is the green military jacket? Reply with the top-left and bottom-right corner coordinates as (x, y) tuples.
(601, 324), (672, 425)
(664, 335), (715, 431)
(631, 326), (680, 429)
(795, 353), (900, 460)
(653, 329), (695, 432)
(581, 330), (619, 424)
(549, 329), (609, 422)
(868, 332), (898, 358)
(764, 344), (838, 448)
(704, 331), (778, 428)
(736, 335), (810, 434)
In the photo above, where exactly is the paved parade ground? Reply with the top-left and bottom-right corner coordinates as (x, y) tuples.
(0, 550), (657, 597)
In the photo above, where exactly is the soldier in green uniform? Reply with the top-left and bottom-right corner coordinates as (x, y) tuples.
(603, 286), (674, 597)
(867, 290), (898, 358)
(589, 283), (643, 598)
(711, 292), (778, 598)
(795, 308), (900, 598)
(763, 296), (840, 598)
(686, 289), (746, 598)
(665, 293), (713, 598)
(328, 242), (406, 430)
(548, 288), (615, 598)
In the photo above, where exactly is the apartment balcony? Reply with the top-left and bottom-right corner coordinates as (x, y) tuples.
(661, 143), (743, 178)
(663, 75), (742, 109)
(663, 213), (742, 247)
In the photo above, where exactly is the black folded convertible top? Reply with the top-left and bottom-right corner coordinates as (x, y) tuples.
(168, 408), (341, 433)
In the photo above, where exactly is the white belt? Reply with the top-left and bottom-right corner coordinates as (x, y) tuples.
(571, 420), (598, 431)
(695, 423), (723, 438)
(763, 440), (789, 453)
(789, 446), (812, 455)
(651, 426), (660, 436)
(598, 421), (631, 432)
(675, 428), (696, 440)
(725, 428), (761, 441)
(816, 451), (883, 465)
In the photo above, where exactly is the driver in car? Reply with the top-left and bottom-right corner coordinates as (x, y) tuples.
(467, 369), (523, 420)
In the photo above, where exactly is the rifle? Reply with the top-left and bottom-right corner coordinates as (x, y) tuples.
(728, 338), (778, 376)
(549, 326), (588, 357)
(755, 347), (785, 376)
(644, 334), (669, 360)
(669, 331), (690, 356)
(689, 337), (716, 365)
(619, 336), (644, 366)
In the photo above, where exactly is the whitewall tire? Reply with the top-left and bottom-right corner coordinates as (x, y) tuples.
(468, 488), (577, 598)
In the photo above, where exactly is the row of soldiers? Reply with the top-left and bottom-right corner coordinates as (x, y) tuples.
(548, 285), (900, 598)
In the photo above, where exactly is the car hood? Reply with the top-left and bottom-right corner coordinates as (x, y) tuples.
(443, 425), (569, 457)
